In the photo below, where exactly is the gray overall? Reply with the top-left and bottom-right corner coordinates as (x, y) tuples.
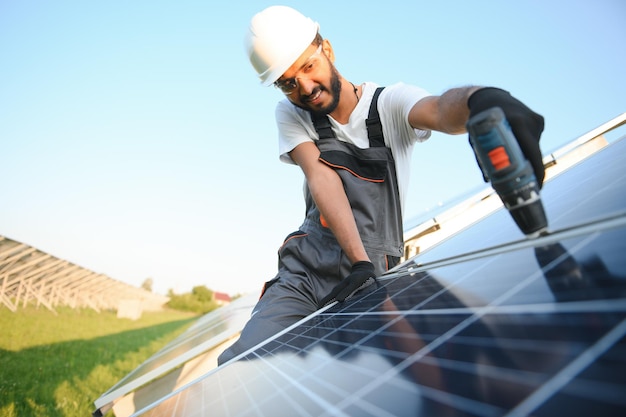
(218, 87), (404, 365)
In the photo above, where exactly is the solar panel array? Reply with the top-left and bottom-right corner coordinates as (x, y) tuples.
(0, 235), (167, 314)
(93, 294), (257, 416)
(119, 134), (626, 416)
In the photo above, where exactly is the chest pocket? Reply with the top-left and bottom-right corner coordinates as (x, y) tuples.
(318, 149), (388, 182)
(312, 87), (388, 182)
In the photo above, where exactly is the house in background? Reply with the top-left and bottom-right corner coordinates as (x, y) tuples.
(213, 291), (231, 306)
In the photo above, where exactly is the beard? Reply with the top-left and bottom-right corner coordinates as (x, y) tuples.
(295, 64), (342, 116)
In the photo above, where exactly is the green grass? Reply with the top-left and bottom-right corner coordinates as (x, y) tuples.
(0, 306), (198, 417)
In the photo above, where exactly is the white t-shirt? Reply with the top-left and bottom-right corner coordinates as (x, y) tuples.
(276, 82), (432, 215)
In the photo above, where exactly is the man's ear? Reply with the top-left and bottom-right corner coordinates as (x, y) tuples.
(322, 39), (335, 63)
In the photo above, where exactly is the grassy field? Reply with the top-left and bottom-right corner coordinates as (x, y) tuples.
(0, 305), (198, 417)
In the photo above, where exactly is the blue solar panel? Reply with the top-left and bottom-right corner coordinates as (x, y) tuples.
(124, 137), (626, 416)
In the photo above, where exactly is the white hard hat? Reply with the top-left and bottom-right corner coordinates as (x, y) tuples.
(245, 6), (319, 86)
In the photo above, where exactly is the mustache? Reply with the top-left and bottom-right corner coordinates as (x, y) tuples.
(300, 86), (325, 102)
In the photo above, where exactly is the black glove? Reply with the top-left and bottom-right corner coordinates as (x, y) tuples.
(468, 87), (545, 187)
(318, 261), (376, 308)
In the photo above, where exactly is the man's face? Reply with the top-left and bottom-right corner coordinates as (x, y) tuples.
(274, 42), (342, 115)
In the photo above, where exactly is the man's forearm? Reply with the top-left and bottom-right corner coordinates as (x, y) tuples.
(409, 86), (481, 134)
(436, 86), (482, 133)
(307, 167), (370, 265)
(289, 142), (370, 265)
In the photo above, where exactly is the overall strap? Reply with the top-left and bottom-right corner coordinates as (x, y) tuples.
(365, 86), (385, 148)
(311, 111), (336, 139)
(310, 86), (386, 146)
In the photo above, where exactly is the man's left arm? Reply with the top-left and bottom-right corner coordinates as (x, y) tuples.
(409, 86), (546, 186)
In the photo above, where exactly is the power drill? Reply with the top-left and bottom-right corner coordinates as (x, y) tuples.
(467, 107), (548, 237)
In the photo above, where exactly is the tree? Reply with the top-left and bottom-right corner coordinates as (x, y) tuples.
(191, 285), (213, 302)
(166, 285), (219, 314)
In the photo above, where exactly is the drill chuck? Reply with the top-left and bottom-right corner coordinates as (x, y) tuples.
(467, 107), (548, 236)
(500, 182), (548, 236)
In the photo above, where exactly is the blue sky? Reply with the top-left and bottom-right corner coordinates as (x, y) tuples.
(1, 1), (624, 296)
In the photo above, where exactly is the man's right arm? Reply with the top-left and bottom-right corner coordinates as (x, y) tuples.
(289, 141), (370, 265)
(408, 86), (545, 186)
(408, 86), (481, 134)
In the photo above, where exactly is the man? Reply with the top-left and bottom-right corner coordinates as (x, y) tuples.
(217, 5), (544, 365)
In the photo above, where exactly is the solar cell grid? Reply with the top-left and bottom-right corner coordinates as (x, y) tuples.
(132, 242), (626, 415)
(132, 222), (626, 416)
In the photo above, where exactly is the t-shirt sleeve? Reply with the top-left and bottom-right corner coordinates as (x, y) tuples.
(276, 100), (317, 165)
(379, 83), (432, 147)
